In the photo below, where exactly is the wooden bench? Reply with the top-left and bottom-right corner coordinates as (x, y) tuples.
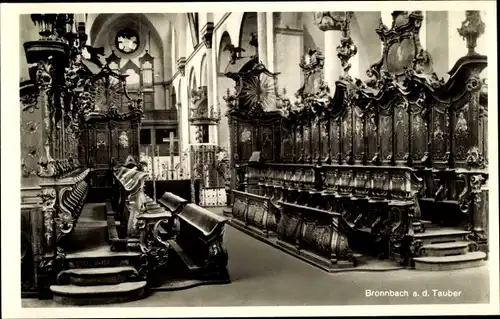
(248, 163), (424, 265)
(170, 204), (229, 280)
(231, 190), (277, 237)
(277, 201), (357, 271)
(158, 192), (188, 215)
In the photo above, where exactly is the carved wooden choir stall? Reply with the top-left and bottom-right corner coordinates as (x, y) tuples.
(225, 11), (488, 271)
(20, 14), (230, 304)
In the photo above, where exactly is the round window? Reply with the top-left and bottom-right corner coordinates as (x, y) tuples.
(115, 28), (139, 54)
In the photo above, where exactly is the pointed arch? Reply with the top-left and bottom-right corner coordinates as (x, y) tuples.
(218, 31), (232, 74)
(200, 53), (208, 87)
(239, 12), (258, 55)
(91, 13), (164, 59)
(189, 67), (197, 95)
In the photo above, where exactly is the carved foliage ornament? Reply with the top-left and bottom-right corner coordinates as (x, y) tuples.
(457, 11), (485, 56)
(336, 12), (357, 80)
(40, 188), (56, 249)
(314, 12), (350, 31)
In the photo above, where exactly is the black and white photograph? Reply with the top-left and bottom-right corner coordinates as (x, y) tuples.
(2, 1), (498, 317)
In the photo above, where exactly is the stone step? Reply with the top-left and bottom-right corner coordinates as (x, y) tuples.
(418, 220), (439, 230)
(50, 281), (147, 306)
(414, 228), (470, 245)
(420, 241), (471, 257)
(57, 266), (138, 286)
(414, 251), (486, 271)
(65, 246), (140, 269)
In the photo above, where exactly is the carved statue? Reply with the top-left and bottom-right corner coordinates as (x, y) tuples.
(223, 43), (246, 64)
(84, 45), (105, 67)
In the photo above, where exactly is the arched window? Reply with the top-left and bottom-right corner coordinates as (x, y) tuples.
(121, 60), (141, 91)
(140, 50), (154, 89)
(139, 50), (155, 110)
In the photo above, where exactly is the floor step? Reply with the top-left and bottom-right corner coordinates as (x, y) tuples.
(414, 228), (470, 245)
(414, 251), (486, 271)
(420, 241), (471, 257)
(57, 266), (138, 286)
(50, 281), (147, 306)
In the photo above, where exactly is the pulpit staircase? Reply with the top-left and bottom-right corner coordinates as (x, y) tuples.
(49, 203), (146, 305)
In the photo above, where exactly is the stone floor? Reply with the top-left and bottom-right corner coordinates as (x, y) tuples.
(22, 207), (490, 307)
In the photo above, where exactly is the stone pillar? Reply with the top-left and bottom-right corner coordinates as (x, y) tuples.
(178, 14), (187, 59)
(314, 12), (346, 91)
(201, 22), (217, 144)
(266, 12), (275, 72)
(425, 11), (449, 79)
(275, 25), (303, 101)
(257, 12), (268, 65)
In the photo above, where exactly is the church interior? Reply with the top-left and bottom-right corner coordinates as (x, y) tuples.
(19, 10), (491, 307)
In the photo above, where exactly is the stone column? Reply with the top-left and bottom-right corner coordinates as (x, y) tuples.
(314, 12), (346, 91)
(266, 12), (275, 72)
(201, 22), (217, 144)
(178, 14), (187, 59)
(257, 12), (268, 65)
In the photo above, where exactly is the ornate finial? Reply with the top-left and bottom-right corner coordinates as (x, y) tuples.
(314, 12), (349, 31)
(336, 12), (357, 79)
(457, 11), (485, 56)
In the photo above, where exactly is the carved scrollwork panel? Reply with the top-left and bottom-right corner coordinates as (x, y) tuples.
(261, 126), (273, 161)
(296, 128), (303, 160)
(342, 107), (353, 156)
(309, 224), (332, 255)
(454, 103), (471, 161)
(411, 112), (426, 160)
(303, 125), (311, 160)
(40, 188), (56, 253)
(353, 111), (364, 161)
(394, 104), (409, 160)
(366, 115), (378, 160)
(232, 197), (247, 220)
(277, 213), (300, 240)
(431, 108), (447, 161)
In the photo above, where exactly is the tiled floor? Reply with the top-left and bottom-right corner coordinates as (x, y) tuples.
(22, 206), (490, 307)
